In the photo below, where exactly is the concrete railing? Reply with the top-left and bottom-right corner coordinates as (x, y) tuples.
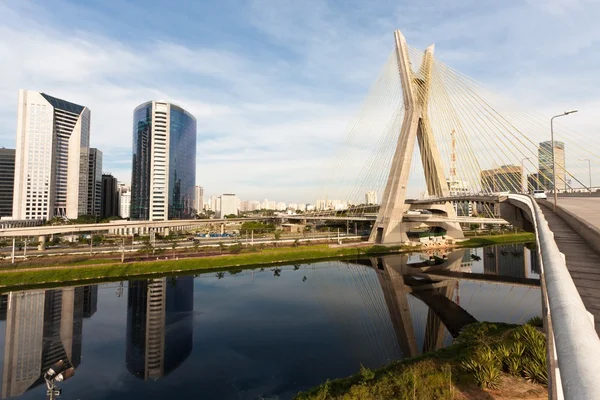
(508, 194), (600, 399)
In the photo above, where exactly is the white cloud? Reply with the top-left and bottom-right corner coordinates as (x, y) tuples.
(0, 0), (599, 204)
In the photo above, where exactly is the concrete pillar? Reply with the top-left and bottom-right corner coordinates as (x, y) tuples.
(38, 235), (47, 250)
(220, 223), (224, 235)
(164, 227), (170, 236)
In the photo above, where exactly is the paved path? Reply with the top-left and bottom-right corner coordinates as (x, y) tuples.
(557, 197), (600, 230)
(540, 203), (600, 335)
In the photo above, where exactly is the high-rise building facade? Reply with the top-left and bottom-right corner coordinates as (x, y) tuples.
(365, 191), (377, 205)
(131, 101), (196, 221)
(87, 148), (102, 217)
(101, 174), (119, 219)
(194, 185), (203, 214)
(13, 90), (90, 220)
(538, 141), (566, 191)
(480, 165), (522, 193)
(218, 194), (237, 218)
(0, 148), (15, 218)
(118, 184), (131, 219)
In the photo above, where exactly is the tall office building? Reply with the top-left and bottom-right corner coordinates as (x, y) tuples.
(101, 174), (119, 219)
(194, 185), (204, 214)
(0, 148), (15, 218)
(218, 194), (238, 218)
(87, 148), (102, 217)
(13, 90), (90, 220)
(118, 184), (131, 219)
(480, 165), (522, 193)
(538, 141), (566, 191)
(126, 277), (193, 380)
(365, 190), (377, 205)
(130, 101), (196, 221)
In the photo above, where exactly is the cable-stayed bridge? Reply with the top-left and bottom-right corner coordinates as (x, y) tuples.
(311, 29), (600, 399)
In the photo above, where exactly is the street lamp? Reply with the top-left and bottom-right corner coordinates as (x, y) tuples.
(44, 360), (75, 400)
(550, 110), (578, 210)
(521, 157), (531, 193)
(578, 158), (592, 194)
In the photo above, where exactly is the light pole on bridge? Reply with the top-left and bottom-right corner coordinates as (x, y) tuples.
(578, 158), (592, 194)
(550, 110), (578, 210)
(521, 157), (531, 194)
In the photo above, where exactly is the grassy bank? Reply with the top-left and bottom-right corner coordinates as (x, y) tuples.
(295, 321), (547, 400)
(0, 232), (536, 291)
(0, 244), (403, 290)
(459, 232), (535, 248)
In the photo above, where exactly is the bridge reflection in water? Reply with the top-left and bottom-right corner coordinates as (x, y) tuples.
(310, 247), (540, 364)
(0, 246), (540, 399)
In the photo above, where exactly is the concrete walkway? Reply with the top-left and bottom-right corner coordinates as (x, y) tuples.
(558, 197), (600, 228)
(540, 203), (600, 335)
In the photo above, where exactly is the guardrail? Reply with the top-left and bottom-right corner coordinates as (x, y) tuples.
(510, 194), (600, 399)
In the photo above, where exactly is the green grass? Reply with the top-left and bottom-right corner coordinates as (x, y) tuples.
(0, 232), (536, 290)
(0, 245), (400, 290)
(459, 232), (535, 248)
(295, 322), (547, 400)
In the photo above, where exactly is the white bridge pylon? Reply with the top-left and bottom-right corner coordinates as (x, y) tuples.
(370, 30), (463, 244)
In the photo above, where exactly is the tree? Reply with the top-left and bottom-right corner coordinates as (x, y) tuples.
(193, 241), (201, 255)
(274, 231), (281, 247)
(138, 240), (154, 258)
(224, 213), (238, 219)
(218, 242), (225, 254)
(171, 240), (178, 257)
(293, 239), (300, 247)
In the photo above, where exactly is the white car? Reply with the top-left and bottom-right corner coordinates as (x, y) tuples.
(532, 190), (547, 199)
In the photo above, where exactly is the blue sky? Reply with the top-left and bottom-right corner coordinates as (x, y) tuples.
(0, 0), (598, 202)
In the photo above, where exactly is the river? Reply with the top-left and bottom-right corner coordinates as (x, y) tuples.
(0, 244), (540, 400)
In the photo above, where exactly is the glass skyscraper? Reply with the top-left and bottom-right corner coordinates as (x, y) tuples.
(131, 101), (196, 221)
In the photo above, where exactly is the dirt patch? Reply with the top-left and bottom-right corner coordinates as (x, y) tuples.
(459, 375), (546, 399)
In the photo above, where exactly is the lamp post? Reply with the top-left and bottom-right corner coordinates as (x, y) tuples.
(550, 110), (578, 210)
(578, 158), (592, 194)
(521, 157), (531, 193)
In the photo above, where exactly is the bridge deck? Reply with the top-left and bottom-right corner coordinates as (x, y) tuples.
(540, 204), (600, 335)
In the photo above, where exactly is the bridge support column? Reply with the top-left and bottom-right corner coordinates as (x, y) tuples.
(164, 228), (170, 237)
(369, 30), (462, 244)
(220, 223), (224, 235)
(38, 235), (47, 251)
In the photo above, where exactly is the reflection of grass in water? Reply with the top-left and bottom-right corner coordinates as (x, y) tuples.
(296, 322), (548, 400)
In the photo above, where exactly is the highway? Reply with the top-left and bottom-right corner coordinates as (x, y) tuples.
(0, 233), (364, 261)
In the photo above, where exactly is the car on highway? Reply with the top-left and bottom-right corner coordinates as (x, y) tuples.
(532, 190), (547, 199)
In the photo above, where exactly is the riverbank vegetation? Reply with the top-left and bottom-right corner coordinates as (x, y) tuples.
(0, 232), (535, 290)
(295, 322), (547, 400)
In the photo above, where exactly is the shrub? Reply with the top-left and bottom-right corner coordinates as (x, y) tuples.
(527, 316), (543, 328)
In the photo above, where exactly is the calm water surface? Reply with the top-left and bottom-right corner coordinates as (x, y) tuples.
(0, 245), (540, 400)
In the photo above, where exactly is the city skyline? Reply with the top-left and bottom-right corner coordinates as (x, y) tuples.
(0, 1), (597, 203)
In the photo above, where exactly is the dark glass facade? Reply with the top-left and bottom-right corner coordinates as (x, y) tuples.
(0, 148), (15, 217)
(130, 102), (196, 220)
(168, 105), (196, 219)
(131, 103), (152, 220)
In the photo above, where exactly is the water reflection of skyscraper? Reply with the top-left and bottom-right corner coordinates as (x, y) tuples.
(126, 276), (194, 380)
(1, 285), (98, 398)
(483, 244), (528, 278)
